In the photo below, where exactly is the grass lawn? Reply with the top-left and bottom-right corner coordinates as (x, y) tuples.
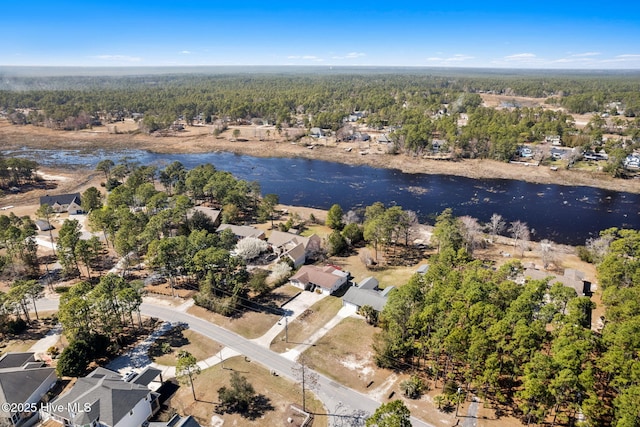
(149, 328), (223, 366)
(186, 285), (302, 339)
(301, 317), (392, 393)
(165, 356), (326, 427)
(270, 296), (342, 353)
(329, 248), (429, 289)
(187, 305), (280, 339)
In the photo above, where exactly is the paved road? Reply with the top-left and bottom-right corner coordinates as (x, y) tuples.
(36, 297), (433, 427)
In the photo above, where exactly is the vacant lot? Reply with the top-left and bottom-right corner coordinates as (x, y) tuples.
(270, 296), (342, 353)
(166, 356), (326, 427)
(149, 327), (223, 366)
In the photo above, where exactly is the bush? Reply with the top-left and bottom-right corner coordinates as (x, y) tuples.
(46, 346), (60, 358)
(400, 375), (427, 399)
(6, 318), (27, 334)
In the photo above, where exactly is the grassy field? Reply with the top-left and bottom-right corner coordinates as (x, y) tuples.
(149, 328), (223, 366)
(270, 296), (343, 353)
(165, 356), (327, 427)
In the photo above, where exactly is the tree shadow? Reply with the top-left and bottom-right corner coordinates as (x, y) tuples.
(215, 394), (274, 420)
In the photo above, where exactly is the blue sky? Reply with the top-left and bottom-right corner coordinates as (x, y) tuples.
(2, 1), (640, 69)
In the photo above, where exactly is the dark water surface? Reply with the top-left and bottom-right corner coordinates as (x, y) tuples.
(4, 147), (639, 245)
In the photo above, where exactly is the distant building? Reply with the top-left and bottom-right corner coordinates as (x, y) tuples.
(309, 127), (324, 138)
(39, 193), (82, 214)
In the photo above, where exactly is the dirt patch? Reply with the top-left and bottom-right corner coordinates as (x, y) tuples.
(163, 355), (326, 427)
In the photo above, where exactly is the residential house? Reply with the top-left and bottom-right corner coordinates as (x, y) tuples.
(42, 366), (161, 427)
(188, 206), (222, 228)
(519, 266), (592, 296)
(345, 111), (365, 122)
(35, 220), (53, 232)
(309, 127), (324, 138)
(377, 134), (392, 144)
(550, 148), (569, 160)
(0, 352), (57, 427)
(517, 147), (534, 158)
(39, 193), (82, 214)
(267, 231), (321, 267)
(545, 135), (562, 146)
(342, 277), (395, 312)
(216, 224), (265, 241)
(624, 153), (640, 169)
(289, 265), (349, 295)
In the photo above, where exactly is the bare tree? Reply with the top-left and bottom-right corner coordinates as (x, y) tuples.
(540, 239), (556, 269)
(460, 215), (483, 253)
(509, 220), (530, 254)
(488, 213), (506, 243)
(342, 209), (361, 225)
(292, 356), (319, 412)
(585, 234), (614, 264)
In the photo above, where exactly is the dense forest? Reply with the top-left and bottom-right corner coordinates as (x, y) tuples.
(1, 70), (640, 167)
(374, 211), (640, 426)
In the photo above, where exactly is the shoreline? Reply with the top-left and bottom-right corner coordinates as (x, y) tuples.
(1, 120), (639, 194)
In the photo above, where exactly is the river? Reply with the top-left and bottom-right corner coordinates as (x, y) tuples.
(4, 147), (639, 246)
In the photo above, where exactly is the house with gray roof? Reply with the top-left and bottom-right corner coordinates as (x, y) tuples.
(188, 206), (222, 228)
(39, 193), (82, 214)
(267, 230), (321, 267)
(520, 266), (592, 296)
(342, 277), (395, 312)
(216, 224), (265, 241)
(42, 367), (161, 427)
(0, 352), (57, 427)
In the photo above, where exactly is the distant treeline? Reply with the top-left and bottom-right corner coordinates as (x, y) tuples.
(1, 72), (640, 167)
(1, 72), (639, 125)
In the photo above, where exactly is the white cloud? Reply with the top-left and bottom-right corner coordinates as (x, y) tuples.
(180, 50), (192, 55)
(287, 55), (324, 62)
(332, 52), (366, 59)
(504, 53), (537, 61)
(92, 55), (142, 62)
(570, 52), (601, 57)
(425, 54), (475, 65)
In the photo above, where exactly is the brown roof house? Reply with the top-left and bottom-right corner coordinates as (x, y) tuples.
(0, 352), (57, 427)
(39, 193), (82, 214)
(289, 265), (349, 295)
(41, 366), (161, 427)
(267, 230), (321, 268)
